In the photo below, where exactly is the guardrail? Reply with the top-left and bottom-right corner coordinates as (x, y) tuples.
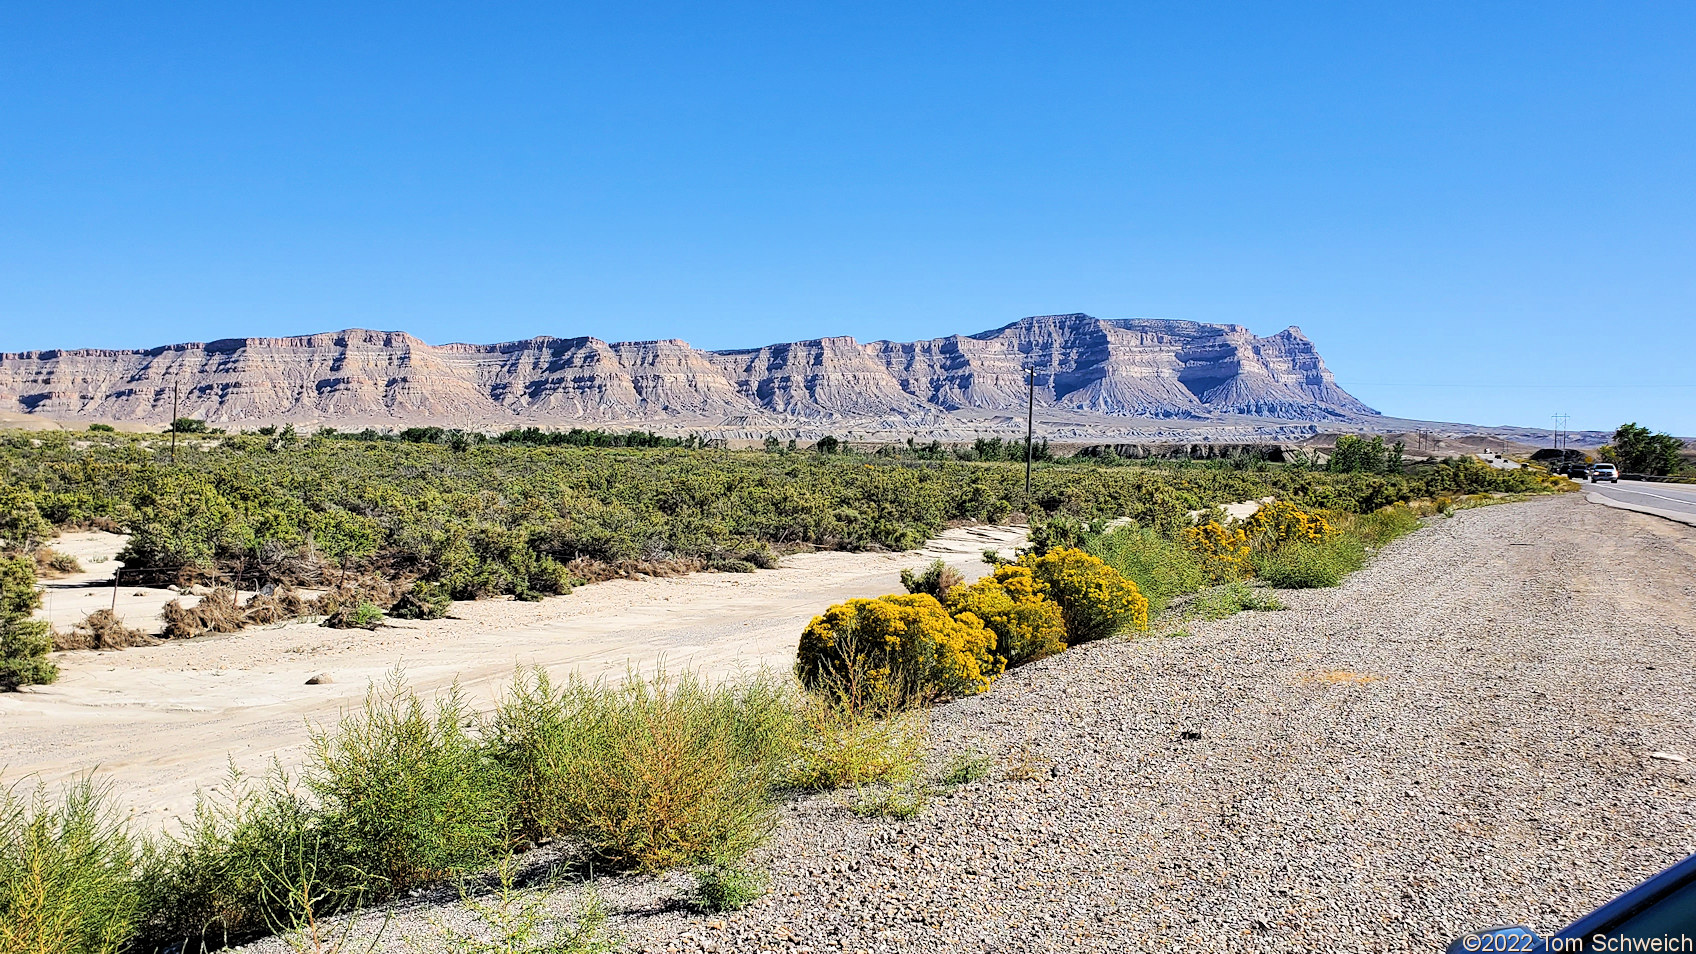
(1623, 473), (1696, 484)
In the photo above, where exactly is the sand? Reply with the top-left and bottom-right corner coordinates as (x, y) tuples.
(3, 525), (1027, 829)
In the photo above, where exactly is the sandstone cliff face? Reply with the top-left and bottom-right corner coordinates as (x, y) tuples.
(0, 314), (1376, 428)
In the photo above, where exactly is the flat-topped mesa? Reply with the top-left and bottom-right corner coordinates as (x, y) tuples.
(0, 314), (1378, 427)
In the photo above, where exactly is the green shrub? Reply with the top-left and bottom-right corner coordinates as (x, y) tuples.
(140, 767), (321, 947)
(1, 555), (58, 690)
(387, 581), (453, 620)
(0, 486), (52, 554)
(796, 594), (1001, 705)
(898, 558), (964, 601)
(306, 677), (508, 898)
(321, 601), (384, 630)
(1020, 547), (1149, 641)
(87, 424), (116, 433)
(1346, 504), (1424, 548)
(0, 778), (143, 954)
(850, 783), (929, 820)
(1082, 526), (1206, 615)
(945, 566), (1067, 667)
(488, 668), (796, 872)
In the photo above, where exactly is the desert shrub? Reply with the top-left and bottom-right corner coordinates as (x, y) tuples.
(56, 610), (157, 651)
(1019, 548), (1148, 641)
(691, 859), (768, 913)
(140, 767), (322, 948)
(321, 602), (384, 630)
(386, 581), (452, 620)
(34, 548), (83, 577)
(488, 668), (796, 871)
(898, 559), (964, 601)
(1025, 513), (1096, 555)
(1240, 501), (1337, 549)
(1250, 535), (1366, 589)
(306, 678), (508, 898)
(709, 544), (779, 573)
(796, 594), (1001, 705)
(0, 778), (144, 954)
(1180, 521), (1250, 584)
(944, 566), (1067, 667)
(1, 555), (58, 690)
(1083, 526), (1206, 615)
(0, 486), (53, 554)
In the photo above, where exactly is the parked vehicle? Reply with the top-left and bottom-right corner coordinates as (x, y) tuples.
(1590, 463), (1619, 483)
(1447, 851), (1696, 952)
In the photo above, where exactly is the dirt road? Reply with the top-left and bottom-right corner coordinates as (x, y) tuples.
(0, 525), (1026, 828)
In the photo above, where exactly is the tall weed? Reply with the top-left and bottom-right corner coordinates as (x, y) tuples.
(307, 676), (509, 898)
(141, 765), (321, 948)
(1084, 527), (1207, 615)
(0, 778), (142, 954)
(489, 668), (796, 872)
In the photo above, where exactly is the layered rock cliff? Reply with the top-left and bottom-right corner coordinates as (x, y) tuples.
(0, 314), (1377, 430)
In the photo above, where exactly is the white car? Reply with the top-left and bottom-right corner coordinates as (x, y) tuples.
(1589, 463), (1619, 483)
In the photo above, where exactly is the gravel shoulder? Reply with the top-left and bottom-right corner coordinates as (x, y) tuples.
(251, 492), (1696, 954)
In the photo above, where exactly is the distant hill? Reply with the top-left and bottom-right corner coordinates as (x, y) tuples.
(0, 314), (1394, 440)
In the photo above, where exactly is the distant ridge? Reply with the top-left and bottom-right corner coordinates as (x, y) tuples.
(0, 314), (1378, 434)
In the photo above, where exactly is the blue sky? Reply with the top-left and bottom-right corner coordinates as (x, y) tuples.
(2, 2), (1693, 435)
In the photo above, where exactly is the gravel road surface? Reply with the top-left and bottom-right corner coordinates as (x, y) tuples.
(249, 495), (1696, 953)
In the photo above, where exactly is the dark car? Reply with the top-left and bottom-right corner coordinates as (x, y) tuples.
(1447, 851), (1696, 952)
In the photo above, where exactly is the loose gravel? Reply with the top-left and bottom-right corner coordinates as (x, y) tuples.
(245, 494), (1696, 953)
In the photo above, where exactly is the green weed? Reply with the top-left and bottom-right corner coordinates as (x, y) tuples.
(1082, 526), (1206, 615)
(489, 667), (796, 872)
(939, 749), (992, 786)
(850, 784), (930, 820)
(424, 860), (615, 954)
(307, 676), (509, 898)
(1186, 581), (1285, 620)
(690, 859), (768, 913)
(0, 778), (143, 954)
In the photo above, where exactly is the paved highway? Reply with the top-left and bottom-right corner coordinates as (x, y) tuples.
(1581, 477), (1696, 525)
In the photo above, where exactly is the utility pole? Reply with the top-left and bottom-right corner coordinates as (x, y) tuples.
(169, 381), (180, 464)
(1024, 367), (1035, 501)
(1552, 413), (1570, 453)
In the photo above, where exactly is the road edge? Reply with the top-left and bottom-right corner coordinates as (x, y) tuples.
(1585, 491), (1696, 528)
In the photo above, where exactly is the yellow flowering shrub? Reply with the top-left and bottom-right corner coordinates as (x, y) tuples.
(1019, 547), (1148, 641)
(1241, 501), (1337, 549)
(1181, 521), (1250, 583)
(796, 593), (1001, 705)
(946, 565), (1067, 667)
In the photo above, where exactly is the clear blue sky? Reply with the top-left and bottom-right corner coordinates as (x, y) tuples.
(3, 2), (1693, 435)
